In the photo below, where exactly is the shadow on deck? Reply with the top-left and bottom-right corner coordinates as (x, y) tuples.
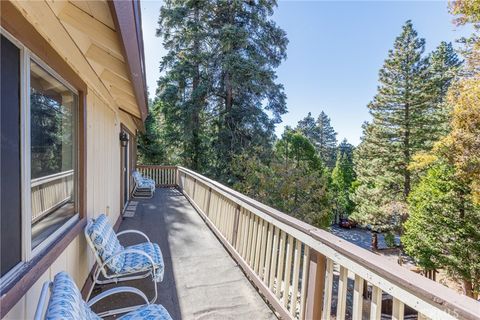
(91, 188), (276, 320)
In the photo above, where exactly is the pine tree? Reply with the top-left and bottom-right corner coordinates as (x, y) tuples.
(211, 0), (288, 182)
(351, 21), (459, 231)
(156, 0), (288, 181)
(316, 111), (337, 168)
(296, 112), (320, 144)
(426, 42), (462, 138)
(337, 139), (354, 164)
(137, 100), (167, 165)
(331, 139), (356, 222)
(156, 0), (213, 171)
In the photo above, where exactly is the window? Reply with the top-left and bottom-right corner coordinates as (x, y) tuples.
(30, 61), (78, 249)
(0, 30), (79, 282)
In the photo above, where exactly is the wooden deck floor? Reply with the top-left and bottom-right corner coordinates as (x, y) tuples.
(91, 188), (276, 320)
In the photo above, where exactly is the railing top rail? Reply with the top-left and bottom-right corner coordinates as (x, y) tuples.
(176, 166), (480, 320)
(136, 165), (177, 169)
(31, 170), (74, 187)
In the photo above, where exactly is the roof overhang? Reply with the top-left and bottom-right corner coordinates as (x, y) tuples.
(109, 0), (148, 122)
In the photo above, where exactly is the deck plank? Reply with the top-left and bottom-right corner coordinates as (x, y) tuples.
(91, 188), (277, 319)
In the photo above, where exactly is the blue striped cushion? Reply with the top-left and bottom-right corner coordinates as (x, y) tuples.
(87, 214), (124, 273)
(121, 242), (164, 282)
(45, 272), (100, 320)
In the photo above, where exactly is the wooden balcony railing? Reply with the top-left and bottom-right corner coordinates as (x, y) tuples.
(137, 165), (480, 320)
(136, 165), (177, 186)
(31, 170), (74, 223)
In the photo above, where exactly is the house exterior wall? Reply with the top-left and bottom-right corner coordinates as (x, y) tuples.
(4, 84), (139, 320)
(1, 1), (142, 318)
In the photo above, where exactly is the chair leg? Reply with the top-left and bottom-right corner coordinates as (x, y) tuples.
(93, 270), (159, 318)
(86, 265), (100, 301)
(149, 270), (158, 304)
(88, 267), (158, 305)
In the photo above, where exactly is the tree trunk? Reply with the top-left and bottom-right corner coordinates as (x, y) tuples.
(224, 72), (233, 161)
(404, 103), (411, 199)
(371, 232), (378, 251)
(191, 7), (201, 170)
(463, 279), (475, 299)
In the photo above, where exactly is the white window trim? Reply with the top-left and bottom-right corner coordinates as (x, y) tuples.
(0, 27), (80, 281)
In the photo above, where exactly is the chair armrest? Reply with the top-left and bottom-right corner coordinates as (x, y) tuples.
(117, 229), (151, 243)
(87, 286), (149, 307)
(34, 282), (51, 320)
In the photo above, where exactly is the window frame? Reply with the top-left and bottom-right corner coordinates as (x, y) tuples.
(0, 28), (26, 286)
(0, 26), (81, 280)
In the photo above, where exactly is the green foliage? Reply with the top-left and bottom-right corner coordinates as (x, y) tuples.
(352, 21), (460, 231)
(233, 130), (333, 229)
(156, 0), (213, 171)
(210, 0), (288, 182)
(296, 112), (319, 144)
(137, 100), (168, 165)
(384, 232), (396, 248)
(30, 91), (74, 178)
(316, 112), (337, 168)
(403, 159), (480, 298)
(276, 130), (322, 171)
(156, 0), (287, 180)
(446, 2), (480, 205)
(331, 139), (356, 220)
(402, 7), (480, 298)
(296, 111), (337, 168)
(427, 41), (463, 137)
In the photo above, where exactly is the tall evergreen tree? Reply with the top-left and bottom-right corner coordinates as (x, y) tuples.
(296, 112), (320, 144)
(351, 21), (459, 231)
(156, 0), (213, 171)
(137, 100), (168, 165)
(316, 111), (337, 168)
(337, 139), (354, 164)
(426, 41), (462, 137)
(331, 139), (356, 221)
(211, 0), (288, 182)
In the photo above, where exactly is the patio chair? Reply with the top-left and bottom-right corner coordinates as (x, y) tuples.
(84, 214), (164, 305)
(34, 271), (172, 319)
(132, 170), (155, 199)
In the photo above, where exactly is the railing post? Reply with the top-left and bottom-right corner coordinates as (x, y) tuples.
(192, 178), (197, 200)
(175, 167), (179, 187)
(305, 249), (326, 320)
(205, 187), (212, 216)
(232, 204), (241, 246)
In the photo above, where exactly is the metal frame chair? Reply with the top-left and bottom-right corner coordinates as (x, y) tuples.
(84, 215), (164, 309)
(34, 272), (172, 319)
(132, 171), (155, 199)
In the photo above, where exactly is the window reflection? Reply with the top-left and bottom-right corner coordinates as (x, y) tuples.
(30, 61), (77, 249)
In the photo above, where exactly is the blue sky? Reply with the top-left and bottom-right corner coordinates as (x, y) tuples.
(141, 1), (470, 145)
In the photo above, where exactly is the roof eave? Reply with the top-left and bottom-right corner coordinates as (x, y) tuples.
(108, 0), (148, 122)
